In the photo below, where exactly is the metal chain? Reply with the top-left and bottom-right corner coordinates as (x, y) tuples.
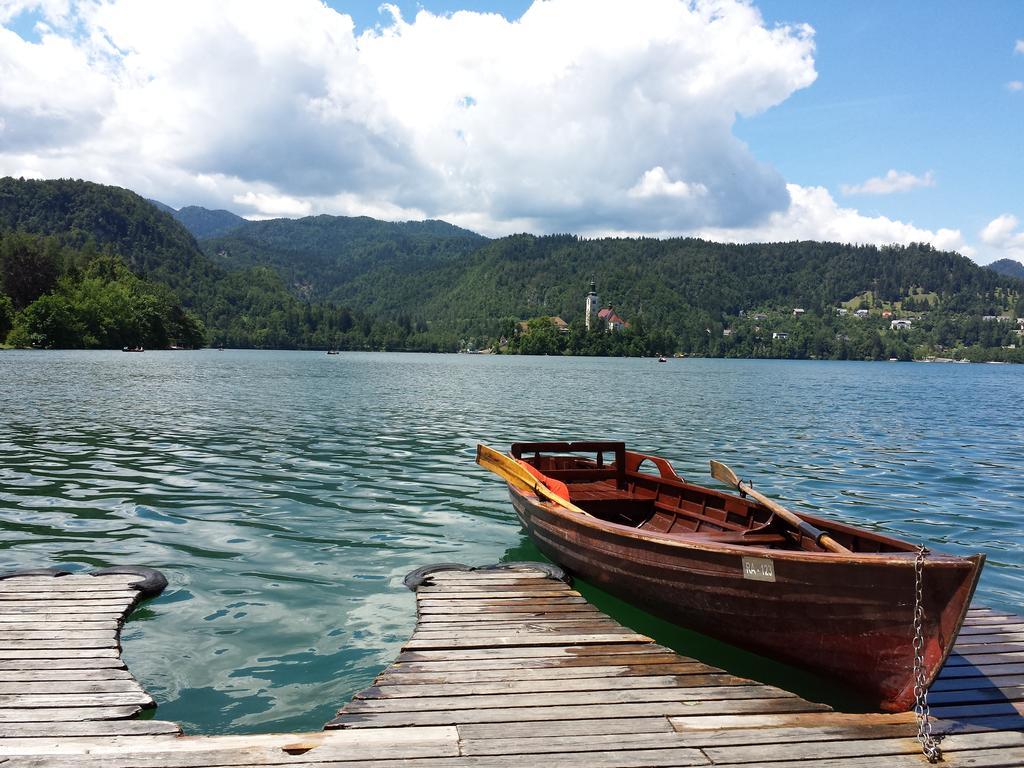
(913, 544), (943, 763)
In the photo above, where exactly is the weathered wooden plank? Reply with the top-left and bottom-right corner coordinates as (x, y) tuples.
(410, 624), (633, 637)
(413, 618), (625, 631)
(936, 662), (1024, 679)
(0, 727), (462, 765)
(0, 726), (451, 754)
(931, 699), (1024, 720)
(403, 633), (652, 650)
(0, 622), (118, 632)
(0, 581), (141, 594)
(0, 602), (134, 614)
(411, 624), (627, 637)
(418, 586), (576, 595)
(360, 673), (752, 699)
(330, 697), (829, 728)
(397, 643), (670, 662)
(928, 684), (1024, 706)
(417, 598), (591, 610)
(0, 591), (138, 602)
(456, 717), (674, 740)
(417, 606), (598, 618)
(0, 638), (120, 650)
(0, 680), (144, 695)
(733, 749), (1024, 768)
(0, 705), (143, 722)
(0, 720), (181, 738)
(342, 683), (796, 714)
(0, 612), (125, 623)
(944, 651), (1024, 666)
(417, 611), (606, 624)
(703, 729), (1024, 764)
(0, 648), (120, 659)
(460, 730), (700, 756)
(0, 669), (134, 683)
(931, 674), (1024, 693)
(377, 662), (715, 685)
(388, 652), (692, 672)
(963, 614), (1024, 626)
(960, 622), (1024, 635)
(0, 691), (153, 708)
(425, 571), (554, 581)
(0, 657), (126, 670)
(0, 631), (117, 642)
(669, 711), (917, 731)
(956, 632), (1024, 646)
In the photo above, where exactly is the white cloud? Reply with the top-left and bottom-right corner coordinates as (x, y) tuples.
(628, 167), (707, 199)
(841, 170), (935, 196)
(980, 213), (1024, 261)
(1008, 80), (1024, 92)
(693, 184), (972, 256)
(1015, 39), (1024, 54)
(232, 192), (313, 218)
(0, 0), (817, 235)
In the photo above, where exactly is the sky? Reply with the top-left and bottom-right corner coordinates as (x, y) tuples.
(0, 0), (1021, 264)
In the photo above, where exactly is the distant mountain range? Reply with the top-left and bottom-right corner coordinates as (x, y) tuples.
(987, 258), (1024, 280)
(4, 178), (1024, 358)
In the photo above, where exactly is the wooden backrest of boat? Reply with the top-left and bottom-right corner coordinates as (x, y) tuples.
(511, 441), (627, 489)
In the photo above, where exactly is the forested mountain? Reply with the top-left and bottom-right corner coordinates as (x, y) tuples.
(2, 177), (1023, 360)
(0, 178), (218, 305)
(200, 215), (488, 307)
(988, 258), (1024, 280)
(171, 206), (247, 239)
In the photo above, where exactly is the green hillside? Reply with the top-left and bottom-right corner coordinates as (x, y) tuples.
(201, 215), (488, 307)
(2, 178), (1023, 360)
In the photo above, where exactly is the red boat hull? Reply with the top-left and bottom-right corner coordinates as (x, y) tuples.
(510, 489), (984, 712)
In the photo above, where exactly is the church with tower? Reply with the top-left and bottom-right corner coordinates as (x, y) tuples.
(585, 280), (628, 332)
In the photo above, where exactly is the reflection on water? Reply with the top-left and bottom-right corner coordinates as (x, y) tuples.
(0, 350), (1020, 733)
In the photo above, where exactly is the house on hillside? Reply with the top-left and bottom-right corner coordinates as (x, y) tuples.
(890, 319), (912, 330)
(598, 307), (629, 332)
(772, 332), (789, 341)
(855, 309), (869, 318)
(792, 308), (805, 317)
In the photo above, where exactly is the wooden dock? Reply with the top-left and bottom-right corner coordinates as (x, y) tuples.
(1, 563), (1022, 766)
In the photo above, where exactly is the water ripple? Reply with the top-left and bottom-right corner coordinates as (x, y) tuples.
(0, 351), (1020, 733)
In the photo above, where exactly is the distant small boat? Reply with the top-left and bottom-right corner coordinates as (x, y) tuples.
(122, 346), (144, 353)
(327, 349), (340, 355)
(658, 356), (667, 363)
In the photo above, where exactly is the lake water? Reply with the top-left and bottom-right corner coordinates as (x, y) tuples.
(1, 350), (1021, 734)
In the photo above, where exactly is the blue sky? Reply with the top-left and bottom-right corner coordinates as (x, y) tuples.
(1, 0), (1021, 263)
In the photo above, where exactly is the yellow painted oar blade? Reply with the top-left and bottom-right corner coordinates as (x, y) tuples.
(475, 444), (590, 516)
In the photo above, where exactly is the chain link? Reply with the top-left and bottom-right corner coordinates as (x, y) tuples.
(913, 544), (943, 763)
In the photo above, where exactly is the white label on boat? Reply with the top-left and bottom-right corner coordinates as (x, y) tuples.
(742, 556), (775, 582)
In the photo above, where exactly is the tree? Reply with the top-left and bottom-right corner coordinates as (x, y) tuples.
(0, 232), (60, 309)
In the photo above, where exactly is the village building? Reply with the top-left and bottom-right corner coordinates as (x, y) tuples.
(772, 332), (789, 340)
(598, 307), (629, 332)
(890, 319), (912, 330)
(583, 280), (629, 332)
(585, 280), (599, 331)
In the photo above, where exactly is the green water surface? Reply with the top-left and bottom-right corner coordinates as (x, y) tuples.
(0, 350), (1020, 732)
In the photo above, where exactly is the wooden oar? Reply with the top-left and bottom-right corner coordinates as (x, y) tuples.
(476, 444), (591, 516)
(709, 460), (850, 554)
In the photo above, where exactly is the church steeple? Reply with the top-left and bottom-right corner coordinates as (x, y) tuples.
(585, 279), (599, 331)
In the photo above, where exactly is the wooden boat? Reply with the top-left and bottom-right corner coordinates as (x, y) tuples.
(483, 440), (985, 712)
